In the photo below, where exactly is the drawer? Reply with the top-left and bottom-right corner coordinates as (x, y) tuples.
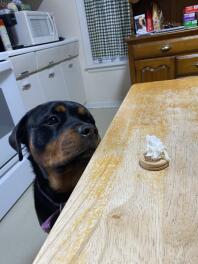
(17, 73), (47, 111)
(36, 46), (63, 70)
(134, 56), (175, 83)
(68, 41), (79, 58)
(59, 41), (79, 61)
(10, 52), (37, 79)
(176, 54), (198, 76)
(132, 35), (198, 59)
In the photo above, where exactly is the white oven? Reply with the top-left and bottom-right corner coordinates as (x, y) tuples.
(0, 60), (25, 170)
(0, 59), (34, 220)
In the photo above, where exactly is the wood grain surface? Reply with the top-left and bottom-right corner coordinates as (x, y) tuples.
(34, 77), (198, 264)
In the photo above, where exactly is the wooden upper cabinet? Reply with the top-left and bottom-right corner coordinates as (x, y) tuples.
(126, 0), (198, 83)
(135, 56), (175, 83)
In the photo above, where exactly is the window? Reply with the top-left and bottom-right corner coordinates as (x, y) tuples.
(76, 0), (131, 69)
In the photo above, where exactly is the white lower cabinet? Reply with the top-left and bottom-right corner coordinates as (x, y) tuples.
(14, 41), (86, 111)
(61, 57), (86, 104)
(17, 73), (46, 111)
(38, 64), (70, 102)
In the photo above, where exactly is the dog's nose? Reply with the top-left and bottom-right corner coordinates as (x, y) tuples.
(78, 124), (98, 137)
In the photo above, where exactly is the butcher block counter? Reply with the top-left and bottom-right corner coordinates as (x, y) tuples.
(34, 77), (198, 263)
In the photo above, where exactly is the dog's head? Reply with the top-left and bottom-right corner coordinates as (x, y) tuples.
(9, 101), (100, 192)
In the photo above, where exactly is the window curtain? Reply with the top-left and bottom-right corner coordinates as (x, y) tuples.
(84, 0), (131, 63)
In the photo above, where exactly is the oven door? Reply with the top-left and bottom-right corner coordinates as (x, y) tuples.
(0, 60), (25, 170)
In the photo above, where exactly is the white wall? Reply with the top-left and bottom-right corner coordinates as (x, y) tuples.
(39, 0), (131, 107)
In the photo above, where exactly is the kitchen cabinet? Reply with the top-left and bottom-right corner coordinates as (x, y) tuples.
(9, 40), (85, 110)
(127, 0), (198, 83)
(135, 56), (175, 83)
(10, 52), (37, 79)
(38, 64), (70, 102)
(127, 29), (198, 83)
(176, 54), (198, 76)
(17, 73), (46, 111)
(61, 57), (86, 104)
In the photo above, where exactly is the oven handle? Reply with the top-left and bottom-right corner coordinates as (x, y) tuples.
(0, 61), (13, 74)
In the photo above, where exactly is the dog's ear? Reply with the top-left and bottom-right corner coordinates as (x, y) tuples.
(9, 114), (29, 161)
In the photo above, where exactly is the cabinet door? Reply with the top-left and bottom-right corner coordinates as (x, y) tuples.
(17, 73), (46, 111)
(135, 57), (175, 83)
(38, 64), (70, 102)
(61, 57), (86, 104)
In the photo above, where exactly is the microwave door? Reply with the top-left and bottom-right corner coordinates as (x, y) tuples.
(28, 14), (58, 44)
(48, 14), (57, 36)
(29, 16), (51, 44)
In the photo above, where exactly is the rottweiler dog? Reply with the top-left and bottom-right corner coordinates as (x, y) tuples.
(9, 101), (100, 232)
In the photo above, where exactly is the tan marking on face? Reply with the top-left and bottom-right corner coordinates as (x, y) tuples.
(55, 105), (66, 113)
(46, 158), (90, 192)
(29, 129), (82, 169)
(30, 135), (91, 192)
(29, 125), (98, 192)
(78, 106), (86, 115)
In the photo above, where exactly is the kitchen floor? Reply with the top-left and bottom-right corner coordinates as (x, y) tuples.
(0, 106), (118, 264)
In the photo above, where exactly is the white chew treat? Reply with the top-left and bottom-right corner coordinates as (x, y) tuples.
(144, 135), (170, 161)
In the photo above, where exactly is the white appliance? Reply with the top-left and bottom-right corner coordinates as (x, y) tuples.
(13, 11), (59, 47)
(0, 60), (25, 169)
(0, 59), (34, 220)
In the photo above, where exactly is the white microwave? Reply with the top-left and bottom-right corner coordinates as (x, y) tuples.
(13, 11), (59, 47)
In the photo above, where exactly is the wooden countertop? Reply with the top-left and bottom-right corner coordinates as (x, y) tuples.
(34, 77), (198, 263)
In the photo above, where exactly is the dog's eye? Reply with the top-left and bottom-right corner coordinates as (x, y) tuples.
(45, 115), (59, 126)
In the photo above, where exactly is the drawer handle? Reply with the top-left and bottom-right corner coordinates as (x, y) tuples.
(161, 44), (171, 52)
(49, 72), (55, 78)
(19, 71), (29, 78)
(68, 63), (73, 68)
(49, 61), (54, 66)
(193, 63), (198, 67)
(22, 83), (31, 91)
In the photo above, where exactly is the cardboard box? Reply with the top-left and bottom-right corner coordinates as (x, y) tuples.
(184, 20), (197, 27)
(184, 12), (198, 21)
(184, 5), (198, 14)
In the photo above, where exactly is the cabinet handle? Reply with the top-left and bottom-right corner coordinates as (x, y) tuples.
(49, 72), (55, 78)
(22, 83), (31, 91)
(161, 44), (171, 52)
(142, 65), (168, 73)
(141, 65), (169, 82)
(49, 61), (54, 66)
(68, 63), (73, 68)
(19, 70), (29, 78)
(193, 63), (198, 67)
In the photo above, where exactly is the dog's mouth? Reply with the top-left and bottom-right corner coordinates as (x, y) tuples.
(53, 147), (96, 172)
(55, 135), (101, 170)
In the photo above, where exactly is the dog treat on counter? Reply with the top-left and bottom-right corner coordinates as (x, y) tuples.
(139, 135), (170, 171)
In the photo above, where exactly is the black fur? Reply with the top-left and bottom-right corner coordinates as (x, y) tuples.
(9, 101), (100, 232)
